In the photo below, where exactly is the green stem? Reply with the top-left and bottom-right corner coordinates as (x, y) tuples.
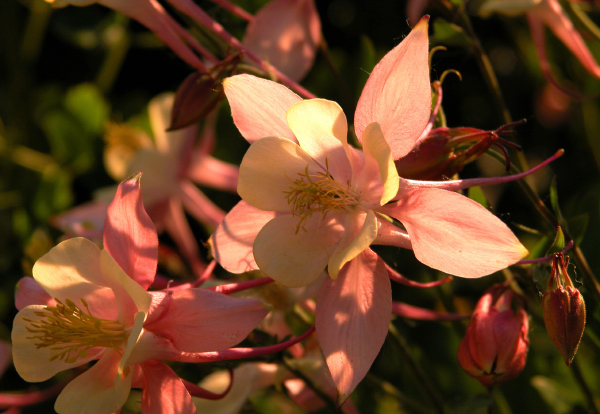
(570, 359), (600, 414)
(96, 15), (131, 94)
(388, 323), (447, 414)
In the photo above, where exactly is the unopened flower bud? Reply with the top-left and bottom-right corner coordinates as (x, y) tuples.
(543, 253), (586, 366)
(396, 121), (523, 180)
(457, 284), (529, 387)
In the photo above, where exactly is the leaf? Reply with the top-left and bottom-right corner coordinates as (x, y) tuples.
(64, 83), (110, 135)
(431, 18), (472, 48)
(567, 213), (589, 246)
(468, 186), (489, 209)
(545, 226), (565, 257)
(549, 177), (567, 228)
(531, 376), (581, 414)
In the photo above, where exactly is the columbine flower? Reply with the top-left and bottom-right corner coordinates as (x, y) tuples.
(457, 284), (530, 387)
(243, 0), (321, 82)
(211, 16), (530, 403)
(12, 174), (267, 414)
(543, 253), (586, 365)
(479, 0), (600, 83)
(53, 93), (239, 278)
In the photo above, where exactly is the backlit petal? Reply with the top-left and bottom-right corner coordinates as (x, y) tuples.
(286, 99), (351, 182)
(387, 188), (528, 277)
(316, 249), (391, 404)
(103, 173), (158, 290)
(141, 361), (196, 414)
(238, 136), (320, 212)
(224, 74), (301, 143)
(143, 289), (267, 352)
(254, 213), (344, 287)
(54, 349), (133, 414)
(209, 201), (276, 274)
(354, 17), (431, 159)
(328, 210), (378, 279)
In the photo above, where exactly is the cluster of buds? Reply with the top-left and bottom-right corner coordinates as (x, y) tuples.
(543, 253), (586, 366)
(395, 120), (524, 180)
(457, 284), (529, 387)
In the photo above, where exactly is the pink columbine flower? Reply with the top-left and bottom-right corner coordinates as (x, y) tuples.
(53, 93), (238, 278)
(479, 0), (600, 82)
(243, 0), (321, 82)
(457, 284), (530, 387)
(12, 174), (267, 414)
(211, 17), (529, 403)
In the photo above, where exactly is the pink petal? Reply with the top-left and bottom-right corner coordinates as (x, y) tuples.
(223, 74), (301, 143)
(50, 200), (108, 239)
(15, 277), (54, 310)
(384, 188), (528, 278)
(254, 213), (344, 287)
(103, 173), (158, 290)
(179, 180), (226, 230)
(243, 0), (321, 82)
(187, 155), (239, 192)
(143, 289), (267, 352)
(530, 0), (600, 79)
(316, 249), (391, 404)
(54, 348), (133, 414)
(162, 198), (201, 264)
(140, 360), (196, 414)
(209, 201), (276, 274)
(354, 16), (431, 160)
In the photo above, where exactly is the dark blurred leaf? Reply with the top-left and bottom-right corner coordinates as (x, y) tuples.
(431, 18), (472, 48)
(567, 213), (589, 246)
(32, 168), (73, 221)
(531, 376), (581, 414)
(550, 177), (567, 229)
(64, 83), (110, 135)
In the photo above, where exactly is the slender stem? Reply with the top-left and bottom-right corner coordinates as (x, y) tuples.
(388, 323), (447, 414)
(96, 16), (131, 93)
(570, 359), (600, 414)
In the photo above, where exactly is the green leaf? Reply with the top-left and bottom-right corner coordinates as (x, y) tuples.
(468, 186), (489, 209)
(531, 376), (581, 414)
(356, 35), (376, 101)
(64, 83), (110, 135)
(431, 18), (473, 48)
(549, 177), (567, 228)
(32, 168), (74, 221)
(568, 213), (589, 246)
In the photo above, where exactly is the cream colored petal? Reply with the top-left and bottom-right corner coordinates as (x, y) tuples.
(12, 306), (103, 382)
(254, 213), (344, 287)
(32, 238), (118, 320)
(358, 122), (399, 206)
(118, 311), (147, 376)
(328, 210), (378, 279)
(54, 349), (133, 414)
(238, 137), (321, 212)
(286, 99), (352, 183)
(99, 250), (151, 325)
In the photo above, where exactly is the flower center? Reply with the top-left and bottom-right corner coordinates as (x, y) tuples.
(24, 298), (127, 363)
(284, 163), (359, 233)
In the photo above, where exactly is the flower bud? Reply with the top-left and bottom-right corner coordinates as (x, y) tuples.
(457, 284), (529, 387)
(396, 121), (523, 180)
(543, 253), (586, 366)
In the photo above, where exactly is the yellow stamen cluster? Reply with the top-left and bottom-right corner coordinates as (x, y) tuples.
(284, 163), (358, 233)
(24, 298), (127, 363)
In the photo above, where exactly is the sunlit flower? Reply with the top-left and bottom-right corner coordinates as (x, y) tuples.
(211, 16), (529, 403)
(12, 175), (267, 414)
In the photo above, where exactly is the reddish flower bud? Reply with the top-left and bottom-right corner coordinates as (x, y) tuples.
(543, 253), (586, 366)
(396, 121), (523, 180)
(457, 284), (529, 387)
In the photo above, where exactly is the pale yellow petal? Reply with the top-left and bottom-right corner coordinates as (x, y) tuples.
(328, 210), (378, 279)
(361, 122), (399, 206)
(238, 137), (320, 212)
